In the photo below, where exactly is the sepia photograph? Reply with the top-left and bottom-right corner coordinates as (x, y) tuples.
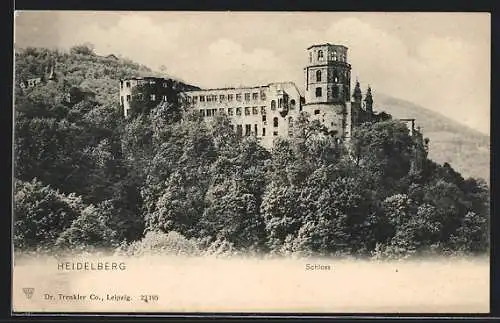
(12, 11), (490, 314)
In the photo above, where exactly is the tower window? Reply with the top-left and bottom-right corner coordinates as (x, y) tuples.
(150, 94), (156, 101)
(273, 117), (278, 127)
(126, 81), (130, 88)
(220, 94), (225, 101)
(236, 107), (242, 116)
(120, 81), (123, 89)
(262, 127), (266, 136)
(260, 92), (266, 100)
(126, 95), (131, 102)
(236, 94), (242, 101)
(120, 96), (124, 105)
(333, 70), (339, 83)
(254, 124), (258, 135)
(245, 124), (251, 136)
(252, 107), (258, 115)
(262, 115), (267, 122)
(228, 94), (234, 101)
(290, 99), (296, 109)
(314, 109), (320, 115)
(309, 52), (312, 63)
(315, 87), (322, 97)
(245, 93), (251, 101)
(316, 70), (322, 82)
(271, 100), (276, 110)
(273, 131), (278, 136)
(245, 107), (250, 116)
(252, 93), (258, 100)
(228, 108), (234, 116)
(261, 106), (266, 115)
(318, 50), (323, 60)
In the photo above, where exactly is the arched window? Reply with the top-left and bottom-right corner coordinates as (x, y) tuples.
(271, 100), (276, 110)
(333, 50), (338, 61)
(273, 117), (279, 127)
(290, 99), (296, 109)
(333, 70), (338, 83)
(316, 70), (322, 82)
(317, 50), (323, 60)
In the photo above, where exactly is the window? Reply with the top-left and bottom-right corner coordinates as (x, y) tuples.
(120, 96), (124, 105)
(271, 100), (276, 110)
(228, 108), (234, 116)
(333, 70), (339, 83)
(236, 94), (242, 101)
(236, 125), (243, 136)
(193, 96), (198, 103)
(318, 50), (323, 60)
(314, 109), (320, 115)
(220, 94), (225, 101)
(261, 92), (266, 100)
(261, 106), (266, 115)
(245, 93), (251, 101)
(207, 95), (212, 102)
(309, 52), (312, 63)
(200, 95), (205, 102)
(212, 95), (218, 102)
(333, 50), (337, 61)
(273, 131), (278, 136)
(262, 127), (266, 136)
(254, 124), (258, 135)
(245, 124), (251, 136)
(149, 80), (155, 85)
(316, 87), (322, 97)
(244, 107), (250, 116)
(229, 124), (235, 132)
(150, 94), (156, 101)
(120, 81), (123, 89)
(200, 109), (205, 117)
(219, 108), (224, 114)
(273, 117), (278, 127)
(236, 107), (242, 116)
(126, 81), (130, 88)
(252, 107), (258, 115)
(163, 82), (168, 88)
(290, 99), (296, 109)
(228, 94), (234, 101)
(262, 115), (267, 122)
(126, 95), (131, 102)
(252, 93), (258, 100)
(163, 95), (168, 101)
(316, 70), (322, 82)
(206, 109), (212, 117)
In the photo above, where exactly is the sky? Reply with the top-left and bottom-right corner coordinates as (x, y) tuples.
(14, 11), (490, 135)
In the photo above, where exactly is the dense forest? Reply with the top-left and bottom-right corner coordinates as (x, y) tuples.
(13, 45), (490, 259)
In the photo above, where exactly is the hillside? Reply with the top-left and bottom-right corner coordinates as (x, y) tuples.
(374, 93), (490, 182)
(14, 46), (198, 108)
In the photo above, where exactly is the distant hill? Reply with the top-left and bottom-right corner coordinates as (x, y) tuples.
(374, 93), (490, 182)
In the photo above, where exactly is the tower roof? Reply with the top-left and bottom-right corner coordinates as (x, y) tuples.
(352, 80), (362, 100)
(307, 43), (348, 50)
(364, 86), (373, 103)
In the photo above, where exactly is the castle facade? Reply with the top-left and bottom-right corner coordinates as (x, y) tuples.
(119, 44), (412, 149)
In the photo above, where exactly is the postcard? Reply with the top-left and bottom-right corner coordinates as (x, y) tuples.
(12, 11), (490, 314)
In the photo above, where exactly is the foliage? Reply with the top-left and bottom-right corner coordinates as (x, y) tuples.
(116, 231), (201, 256)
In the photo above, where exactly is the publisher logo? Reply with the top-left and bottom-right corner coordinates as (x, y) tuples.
(22, 288), (34, 300)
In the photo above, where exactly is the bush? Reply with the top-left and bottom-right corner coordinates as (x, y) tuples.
(14, 179), (86, 250)
(116, 231), (201, 257)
